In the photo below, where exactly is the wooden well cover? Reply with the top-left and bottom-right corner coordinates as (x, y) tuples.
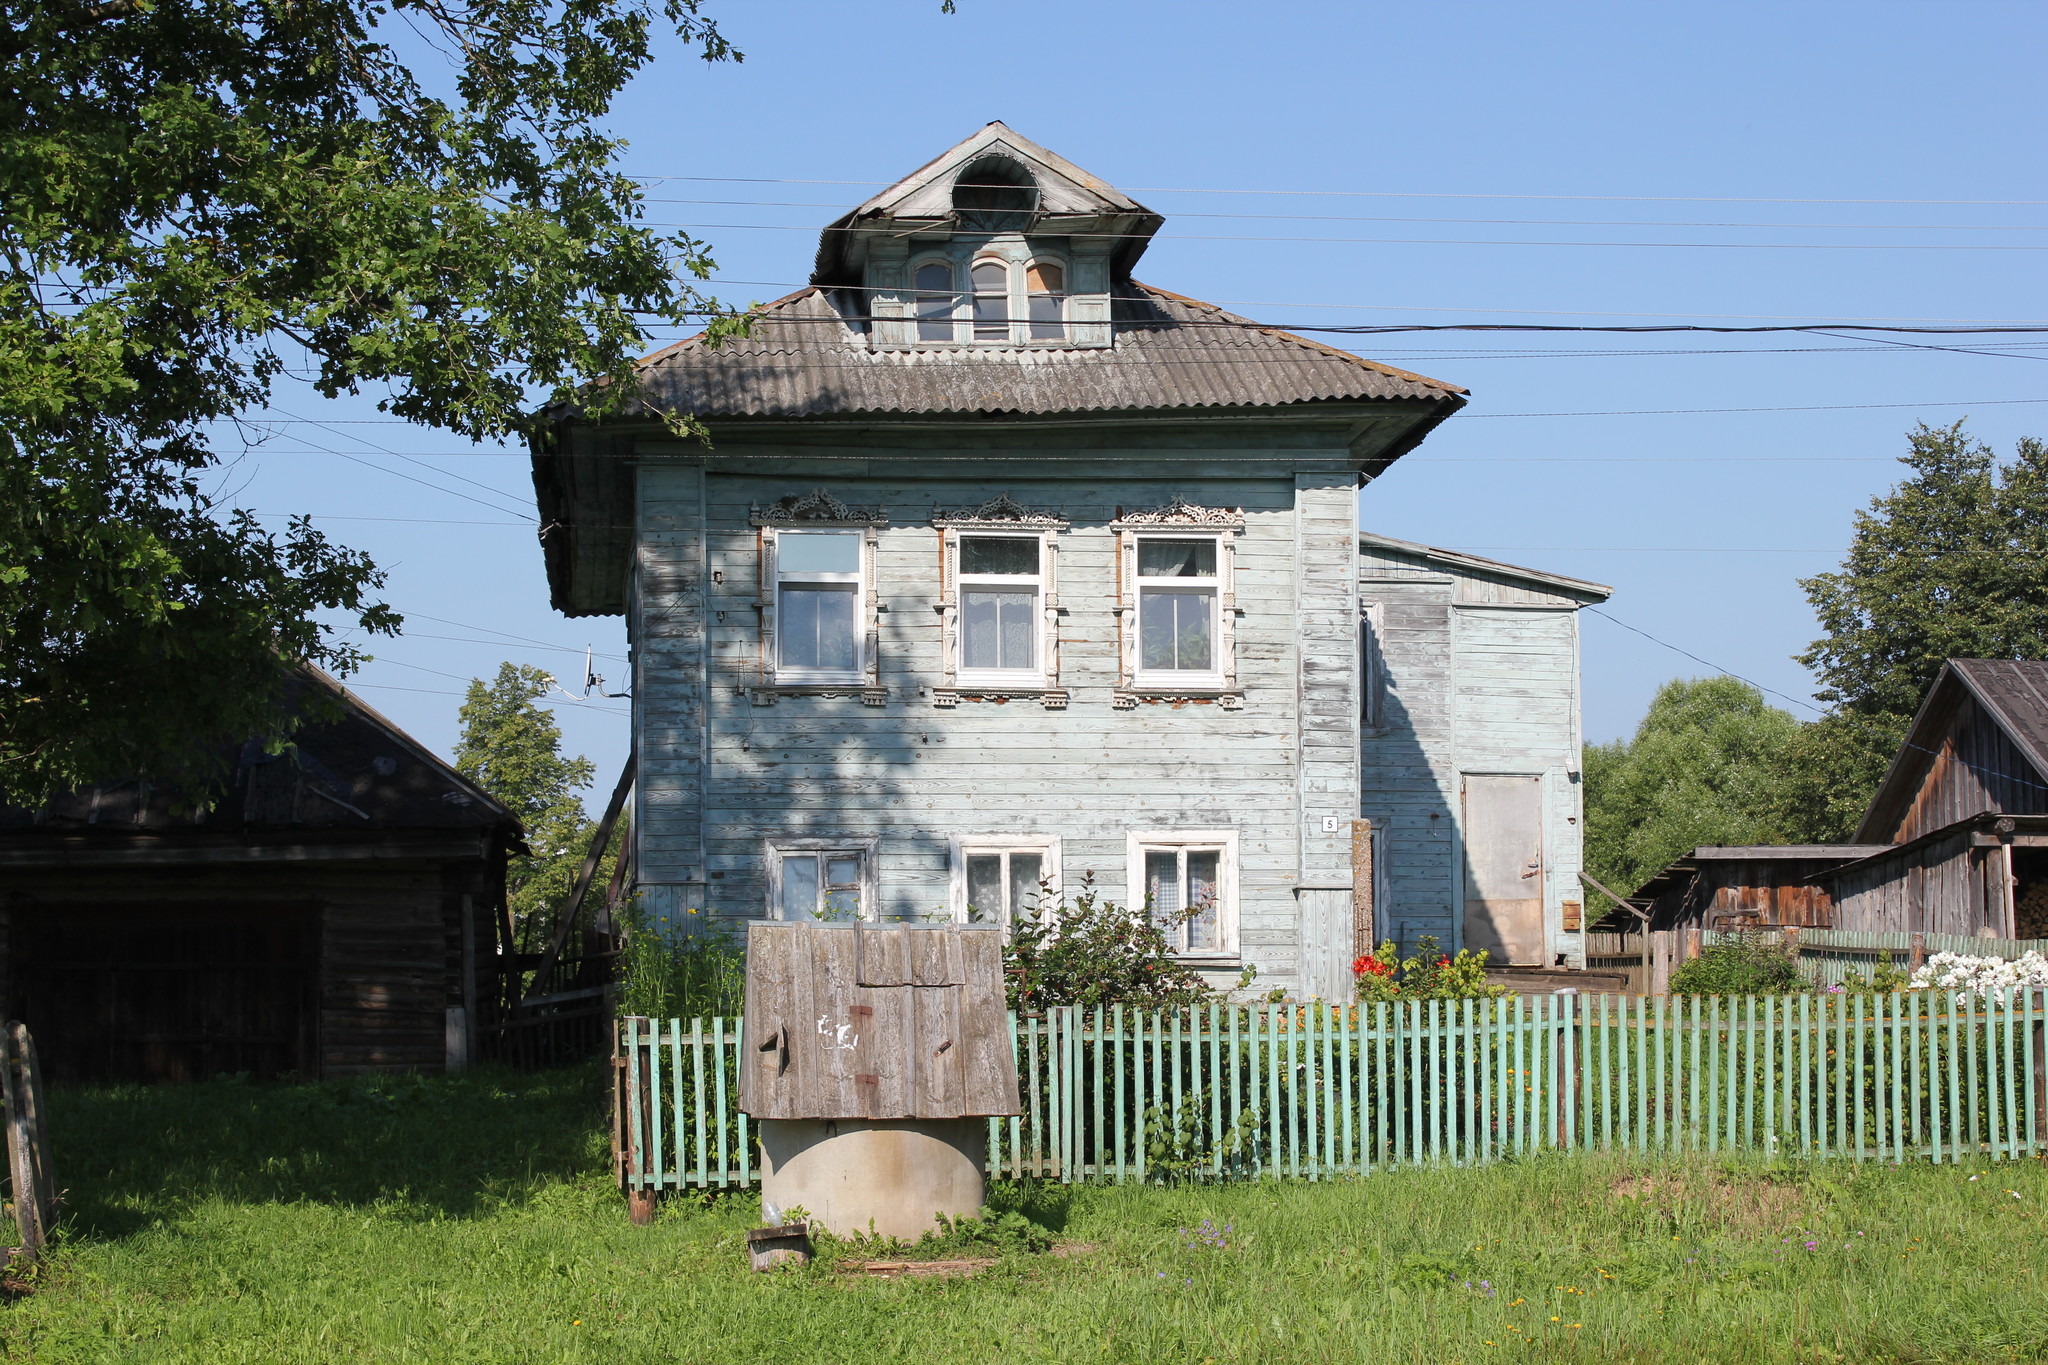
(737, 923), (1021, 1121)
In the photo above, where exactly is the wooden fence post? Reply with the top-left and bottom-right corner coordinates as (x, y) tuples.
(1910, 933), (1927, 973)
(1682, 927), (1703, 963)
(1350, 820), (1375, 957)
(2034, 990), (2047, 1149)
(1, 1022), (54, 1259)
(1649, 931), (1673, 995)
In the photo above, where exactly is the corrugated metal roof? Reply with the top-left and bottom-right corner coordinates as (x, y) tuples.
(630, 284), (1466, 420)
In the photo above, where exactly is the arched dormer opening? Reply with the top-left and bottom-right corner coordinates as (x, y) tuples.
(953, 156), (1037, 232)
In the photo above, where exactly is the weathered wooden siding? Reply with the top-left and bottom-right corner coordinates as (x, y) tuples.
(1830, 832), (1993, 936)
(635, 455), (1322, 993)
(1890, 696), (2048, 843)
(1358, 546), (1590, 967)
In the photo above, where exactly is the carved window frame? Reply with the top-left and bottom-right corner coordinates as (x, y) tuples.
(749, 490), (889, 705)
(931, 494), (1067, 709)
(1111, 498), (1245, 710)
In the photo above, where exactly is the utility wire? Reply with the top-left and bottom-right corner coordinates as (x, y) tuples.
(624, 173), (2048, 209)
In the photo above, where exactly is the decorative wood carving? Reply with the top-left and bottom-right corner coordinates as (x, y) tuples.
(930, 492), (1067, 529)
(750, 488), (887, 526)
(1109, 497), (1245, 530)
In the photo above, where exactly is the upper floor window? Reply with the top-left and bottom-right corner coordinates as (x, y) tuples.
(915, 262), (957, 343)
(959, 534), (1042, 681)
(908, 255), (1069, 346)
(774, 530), (863, 682)
(1136, 536), (1220, 682)
(1026, 262), (1066, 341)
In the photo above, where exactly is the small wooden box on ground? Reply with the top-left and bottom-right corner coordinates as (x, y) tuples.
(738, 923), (1020, 1241)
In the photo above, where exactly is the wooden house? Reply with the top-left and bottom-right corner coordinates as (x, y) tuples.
(1618, 660), (2048, 940)
(0, 671), (520, 1083)
(531, 123), (1610, 1001)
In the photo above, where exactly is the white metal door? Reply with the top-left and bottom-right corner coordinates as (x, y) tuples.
(1462, 775), (1545, 966)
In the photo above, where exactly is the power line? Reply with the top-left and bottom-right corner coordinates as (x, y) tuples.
(636, 195), (2048, 234)
(625, 173), (2048, 209)
(646, 218), (2048, 252)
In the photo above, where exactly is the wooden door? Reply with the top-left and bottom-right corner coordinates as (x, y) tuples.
(1462, 775), (1546, 966)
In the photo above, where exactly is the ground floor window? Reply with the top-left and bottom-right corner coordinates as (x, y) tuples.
(1126, 830), (1238, 958)
(766, 840), (877, 921)
(949, 836), (1059, 929)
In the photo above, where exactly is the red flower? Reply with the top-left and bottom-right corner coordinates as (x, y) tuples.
(1352, 954), (1392, 979)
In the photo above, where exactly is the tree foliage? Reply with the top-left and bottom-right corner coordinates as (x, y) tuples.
(1783, 420), (2048, 837)
(454, 663), (600, 940)
(0, 0), (739, 803)
(1582, 676), (1802, 896)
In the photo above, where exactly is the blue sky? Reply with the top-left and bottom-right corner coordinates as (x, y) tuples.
(230, 0), (2048, 795)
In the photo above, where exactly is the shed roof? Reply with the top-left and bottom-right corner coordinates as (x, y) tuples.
(1356, 529), (1612, 603)
(1854, 659), (2048, 842)
(625, 282), (1465, 420)
(1624, 845), (1890, 905)
(0, 668), (518, 839)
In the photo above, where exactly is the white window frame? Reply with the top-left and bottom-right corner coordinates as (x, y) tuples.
(1024, 257), (1067, 342)
(1111, 500), (1243, 706)
(765, 838), (881, 922)
(1132, 532), (1226, 689)
(931, 495), (1067, 706)
(1126, 829), (1239, 960)
(910, 255), (964, 345)
(948, 835), (1062, 929)
(748, 494), (886, 697)
(954, 531), (1048, 688)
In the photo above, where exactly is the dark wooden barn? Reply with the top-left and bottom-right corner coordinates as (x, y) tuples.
(1619, 845), (1887, 933)
(1819, 660), (2048, 937)
(1615, 661), (2048, 941)
(0, 671), (520, 1083)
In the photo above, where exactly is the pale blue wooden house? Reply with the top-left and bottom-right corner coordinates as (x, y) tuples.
(532, 123), (1612, 999)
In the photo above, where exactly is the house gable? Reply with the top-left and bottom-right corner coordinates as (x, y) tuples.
(1855, 660), (2048, 843)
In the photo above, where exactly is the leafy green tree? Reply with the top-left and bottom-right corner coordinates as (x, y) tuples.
(1782, 421), (2048, 838)
(1582, 676), (1802, 895)
(454, 663), (601, 943)
(0, 0), (740, 804)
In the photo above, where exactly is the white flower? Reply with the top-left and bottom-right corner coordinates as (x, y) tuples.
(1909, 950), (2048, 999)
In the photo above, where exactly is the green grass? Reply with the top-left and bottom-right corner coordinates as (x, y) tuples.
(7, 1065), (2048, 1363)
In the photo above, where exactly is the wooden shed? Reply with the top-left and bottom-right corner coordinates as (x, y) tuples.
(1617, 845), (1887, 933)
(0, 671), (520, 1083)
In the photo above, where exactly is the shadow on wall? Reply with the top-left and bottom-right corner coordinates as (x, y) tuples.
(44, 1064), (608, 1237)
(1363, 655), (1456, 963)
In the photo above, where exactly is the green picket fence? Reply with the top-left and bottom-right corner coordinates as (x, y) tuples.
(615, 992), (2048, 1194)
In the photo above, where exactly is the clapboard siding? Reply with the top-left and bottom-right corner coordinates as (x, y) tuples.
(629, 448), (1604, 997)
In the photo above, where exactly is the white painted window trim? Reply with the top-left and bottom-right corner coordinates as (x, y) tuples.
(909, 253), (964, 345)
(900, 247), (1073, 349)
(1129, 530), (1229, 691)
(931, 496), (1067, 707)
(764, 837), (881, 922)
(1111, 500), (1244, 707)
(1023, 255), (1068, 343)
(747, 502), (885, 696)
(1126, 829), (1239, 961)
(951, 531), (1053, 689)
(947, 834), (1063, 929)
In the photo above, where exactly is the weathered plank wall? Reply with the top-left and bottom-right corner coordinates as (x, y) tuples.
(1890, 695), (2048, 843)
(1358, 545), (1588, 967)
(1829, 832), (1991, 937)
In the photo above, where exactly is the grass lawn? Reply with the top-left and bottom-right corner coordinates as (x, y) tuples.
(6, 1064), (2048, 1364)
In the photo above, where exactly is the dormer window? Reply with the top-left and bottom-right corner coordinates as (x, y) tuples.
(1026, 261), (1065, 340)
(906, 255), (1070, 346)
(915, 262), (957, 343)
(971, 260), (1008, 341)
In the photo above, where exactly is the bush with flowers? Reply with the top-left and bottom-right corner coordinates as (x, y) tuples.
(1911, 950), (2048, 998)
(1352, 935), (1508, 1003)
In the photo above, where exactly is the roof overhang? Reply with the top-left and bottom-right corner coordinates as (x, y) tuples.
(1357, 529), (1613, 604)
